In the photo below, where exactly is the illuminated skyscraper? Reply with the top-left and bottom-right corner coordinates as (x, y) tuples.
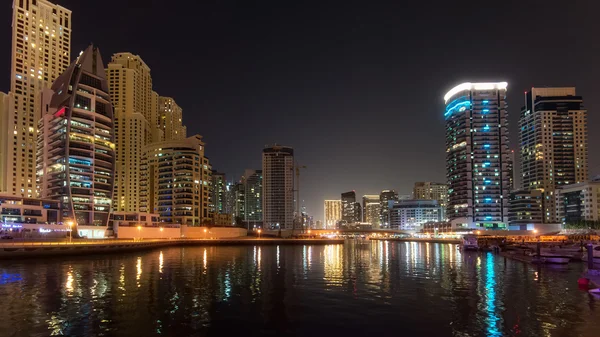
(379, 189), (398, 228)
(158, 96), (186, 141)
(37, 45), (115, 227)
(520, 87), (587, 223)
(341, 191), (358, 223)
(1, 0), (71, 197)
(141, 135), (212, 225)
(324, 199), (342, 229)
(106, 53), (157, 213)
(444, 82), (511, 229)
(211, 171), (226, 214)
(262, 145), (294, 229)
(244, 169), (263, 222)
(362, 194), (380, 226)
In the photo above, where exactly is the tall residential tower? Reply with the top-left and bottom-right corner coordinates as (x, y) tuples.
(262, 145), (294, 230)
(444, 82), (511, 229)
(37, 45), (114, 227)
(519, 87), (587, 223)
(2, 0), (71, 196)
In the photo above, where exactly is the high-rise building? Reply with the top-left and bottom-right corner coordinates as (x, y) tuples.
(362, 194), (380, 226)
(379, 190), (398, 228)
(262, 145), (294, 230)
(413, 182), (448, 219)
(233, 180), (245, 221)
(508, 189), (543, 230)
(224, 180), (235, 215)
(341, 191), (357, 223)
(211, 171), (226, 214)
(244, 169), (263, 222)
(520, 87), (588, 223)
(0, 92), (9, 192)
(555, 179), (600, 224)
(1, 0), (71, 197)
(158, 96), (186, 141)
(324, 199), (342, 229)
(141, 135), (212, 225)
(389, 200), (442, 231)
(37, 45), (115, 227)
(106, 53), (158, 213)
(445, 82), (511, 229)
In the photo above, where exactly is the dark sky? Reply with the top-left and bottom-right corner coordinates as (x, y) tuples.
(1, 0), (599, 222)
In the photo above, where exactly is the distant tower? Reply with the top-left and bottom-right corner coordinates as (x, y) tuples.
(341, 191), (357, 222)
(520, 87), (588, 223)
(37, 45), (115, 227)
(379, 190), (398, 228)
(444, 82), (511, 229)
(324, 200), (342, 229)
(262, 145), (294, 229)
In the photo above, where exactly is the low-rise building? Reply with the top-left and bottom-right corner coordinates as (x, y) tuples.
(556, 179), (600, 225)
(389, 199), (442, 231)
(213, 213), (233, 226)
(0, 194), (61, 225)
(508, 189), (544, 230)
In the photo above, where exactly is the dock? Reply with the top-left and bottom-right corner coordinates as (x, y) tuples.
(0, 237), (345, 259)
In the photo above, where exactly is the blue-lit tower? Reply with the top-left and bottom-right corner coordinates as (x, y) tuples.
(444, 82), (511, 229)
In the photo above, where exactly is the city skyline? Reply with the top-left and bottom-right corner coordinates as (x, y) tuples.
(0, 0), (599, 223)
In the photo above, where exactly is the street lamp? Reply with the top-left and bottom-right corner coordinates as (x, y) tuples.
(257, 229), (262, 239)
(160, 227), (164, 240)
(307, 229), (311, 237)
(66, 221), (73, 243)
(203, 228), (207, 239)
(137, 225), (142, 241)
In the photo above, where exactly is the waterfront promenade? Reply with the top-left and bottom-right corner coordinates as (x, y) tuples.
(0, 237), (345, 259)
(369, 237), (461, 244)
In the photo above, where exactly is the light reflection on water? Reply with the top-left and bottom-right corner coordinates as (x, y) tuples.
(0, 240), (599, 337)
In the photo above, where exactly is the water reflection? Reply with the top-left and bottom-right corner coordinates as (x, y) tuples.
(0, 242), (598, 337)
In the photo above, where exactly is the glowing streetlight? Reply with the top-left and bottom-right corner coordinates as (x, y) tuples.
(137, 225), (142, 241)
(257, 229), (262, 239)
(160, 227), (164, 240)
(203, 228), (207, 239)
(533, 229), (538, 234)
(66, 221), (74, 243)
(307, 229), (311, 237)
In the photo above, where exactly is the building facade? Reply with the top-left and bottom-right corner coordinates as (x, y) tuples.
(106, 53), (158, 213)
(413, 182), (448, 219)
(508, 189), (543, 230)
(324, 199), (342, 229)
(233, 181), (245, 221)
(0, 194), (61, 224)
(37, 45), (115, 227)
(341, 191), (358, 223)
(556, 180), (600, 225)
(362, 194), (380, 226)
(445, 82), (511, 229)
(389, 200), (442, 231)
(244, 169), (263, 222)
(141, 135), (212, 225)
(379, 190), (398, 228)
(158, 96), (186, 141)
(1, 0), (71, 197)
(211, 171), (226, 215)
(262, 146), (294, 230)
(520, 87), (588, 223)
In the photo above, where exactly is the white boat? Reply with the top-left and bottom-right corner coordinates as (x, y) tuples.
(462, 235), (478, 251)
(582, 244), (600, 264)
(589, 288), (600, 298)
(531, 254), (571, 264)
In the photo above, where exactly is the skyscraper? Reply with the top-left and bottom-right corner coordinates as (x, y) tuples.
(211, 171), (226, 214)
(262, 145), (294, 230)
(341, 191), (357, 223)
(106, 53), (158, 213)
(445, 82), (511, 229)
(244, 169), (263, 222)
(362, 194), (380, 226)
(37, 45), (114, 227)
(324, 199), (342, 229)
(141, 135), (212, 225)
(1, 0), (71, 197)
(520, 87), (587, 223)
(413, 182), (448, 219)
(158, 96), (186, 141)
(379, 190), (398, 228)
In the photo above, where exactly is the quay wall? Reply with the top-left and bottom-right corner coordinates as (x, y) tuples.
(181, 226), (247, 239)
(116, 227), (181, 239)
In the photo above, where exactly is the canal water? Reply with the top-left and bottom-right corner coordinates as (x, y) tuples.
(1, 240), (599, 337)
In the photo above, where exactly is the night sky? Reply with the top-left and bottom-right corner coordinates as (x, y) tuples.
(1, 0), (599, 222)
